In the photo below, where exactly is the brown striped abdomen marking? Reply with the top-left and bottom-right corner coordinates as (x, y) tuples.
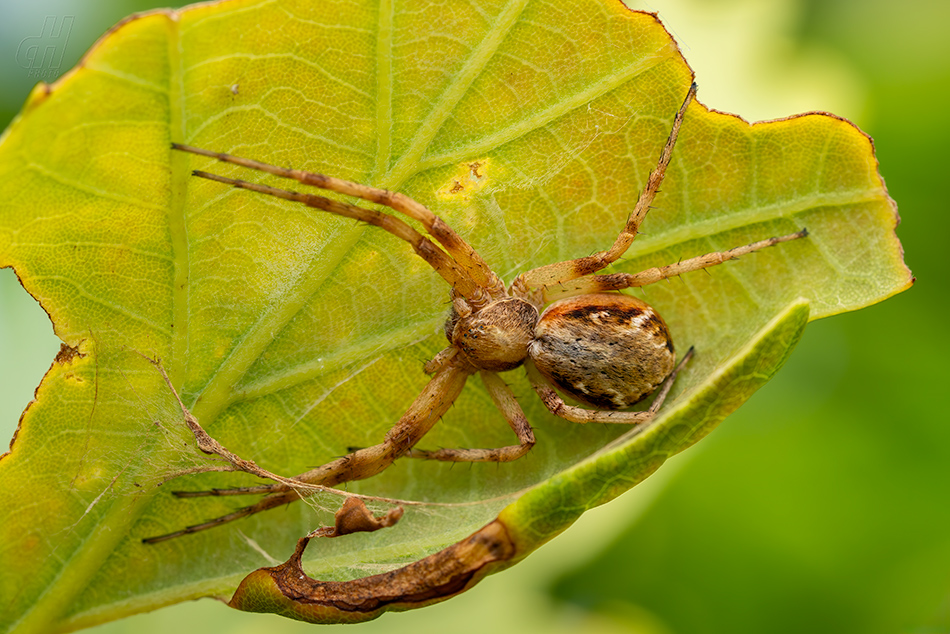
(528, 293), (675, 409)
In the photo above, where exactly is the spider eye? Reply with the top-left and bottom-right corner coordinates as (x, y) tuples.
(528, 293), (675, 409)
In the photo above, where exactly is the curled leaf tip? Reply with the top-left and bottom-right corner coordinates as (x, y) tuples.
(229, 519), (516, 624)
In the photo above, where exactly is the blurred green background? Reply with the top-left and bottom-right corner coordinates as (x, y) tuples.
(0, 0), (944, 632)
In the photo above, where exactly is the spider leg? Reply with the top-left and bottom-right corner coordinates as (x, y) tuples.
(513, 83), (697, 292)
(172, 484), (274, 498)
(405, 371), (536, 463)
(173, 143), (504, 299)
(543, 229), (809, 302)
(186, 170), (482, 298)
(143, 357), (474, 544)
(526, 347), (694, 424)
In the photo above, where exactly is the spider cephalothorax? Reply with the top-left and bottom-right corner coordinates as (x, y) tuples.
(447, 296), (539, 372)
(146, 83), (807, 543)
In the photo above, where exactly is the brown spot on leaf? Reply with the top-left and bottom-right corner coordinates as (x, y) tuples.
(54, 343), (84, 365)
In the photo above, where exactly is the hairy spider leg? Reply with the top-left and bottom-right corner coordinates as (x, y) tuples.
(143, 355), (474, 543)
(542, 229), (809, 303)
(405, 370), (536, 463)
(173, 143), (505, 302)
(513, 82), (697, 293)
(189, 170), (481, 298)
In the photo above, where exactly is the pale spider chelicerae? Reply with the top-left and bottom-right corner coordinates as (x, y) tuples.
(146, 83), (806, 543)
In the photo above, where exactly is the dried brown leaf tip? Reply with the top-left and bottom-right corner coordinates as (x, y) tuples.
(228, 517), (515, 624)
(310, 497), (404, 538)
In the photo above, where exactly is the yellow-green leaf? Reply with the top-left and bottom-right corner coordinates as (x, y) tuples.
(0, 0), (911, 631)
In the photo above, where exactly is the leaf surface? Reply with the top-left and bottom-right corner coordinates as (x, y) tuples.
(0, 0), (911, 630)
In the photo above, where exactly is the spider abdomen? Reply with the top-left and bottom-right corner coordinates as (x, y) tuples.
(528, 293), (675, 410)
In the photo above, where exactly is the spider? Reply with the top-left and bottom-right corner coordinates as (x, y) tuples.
(145, 83), (807, 543)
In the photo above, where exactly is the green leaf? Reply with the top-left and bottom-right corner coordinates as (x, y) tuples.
(0, 0), (911, 631)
